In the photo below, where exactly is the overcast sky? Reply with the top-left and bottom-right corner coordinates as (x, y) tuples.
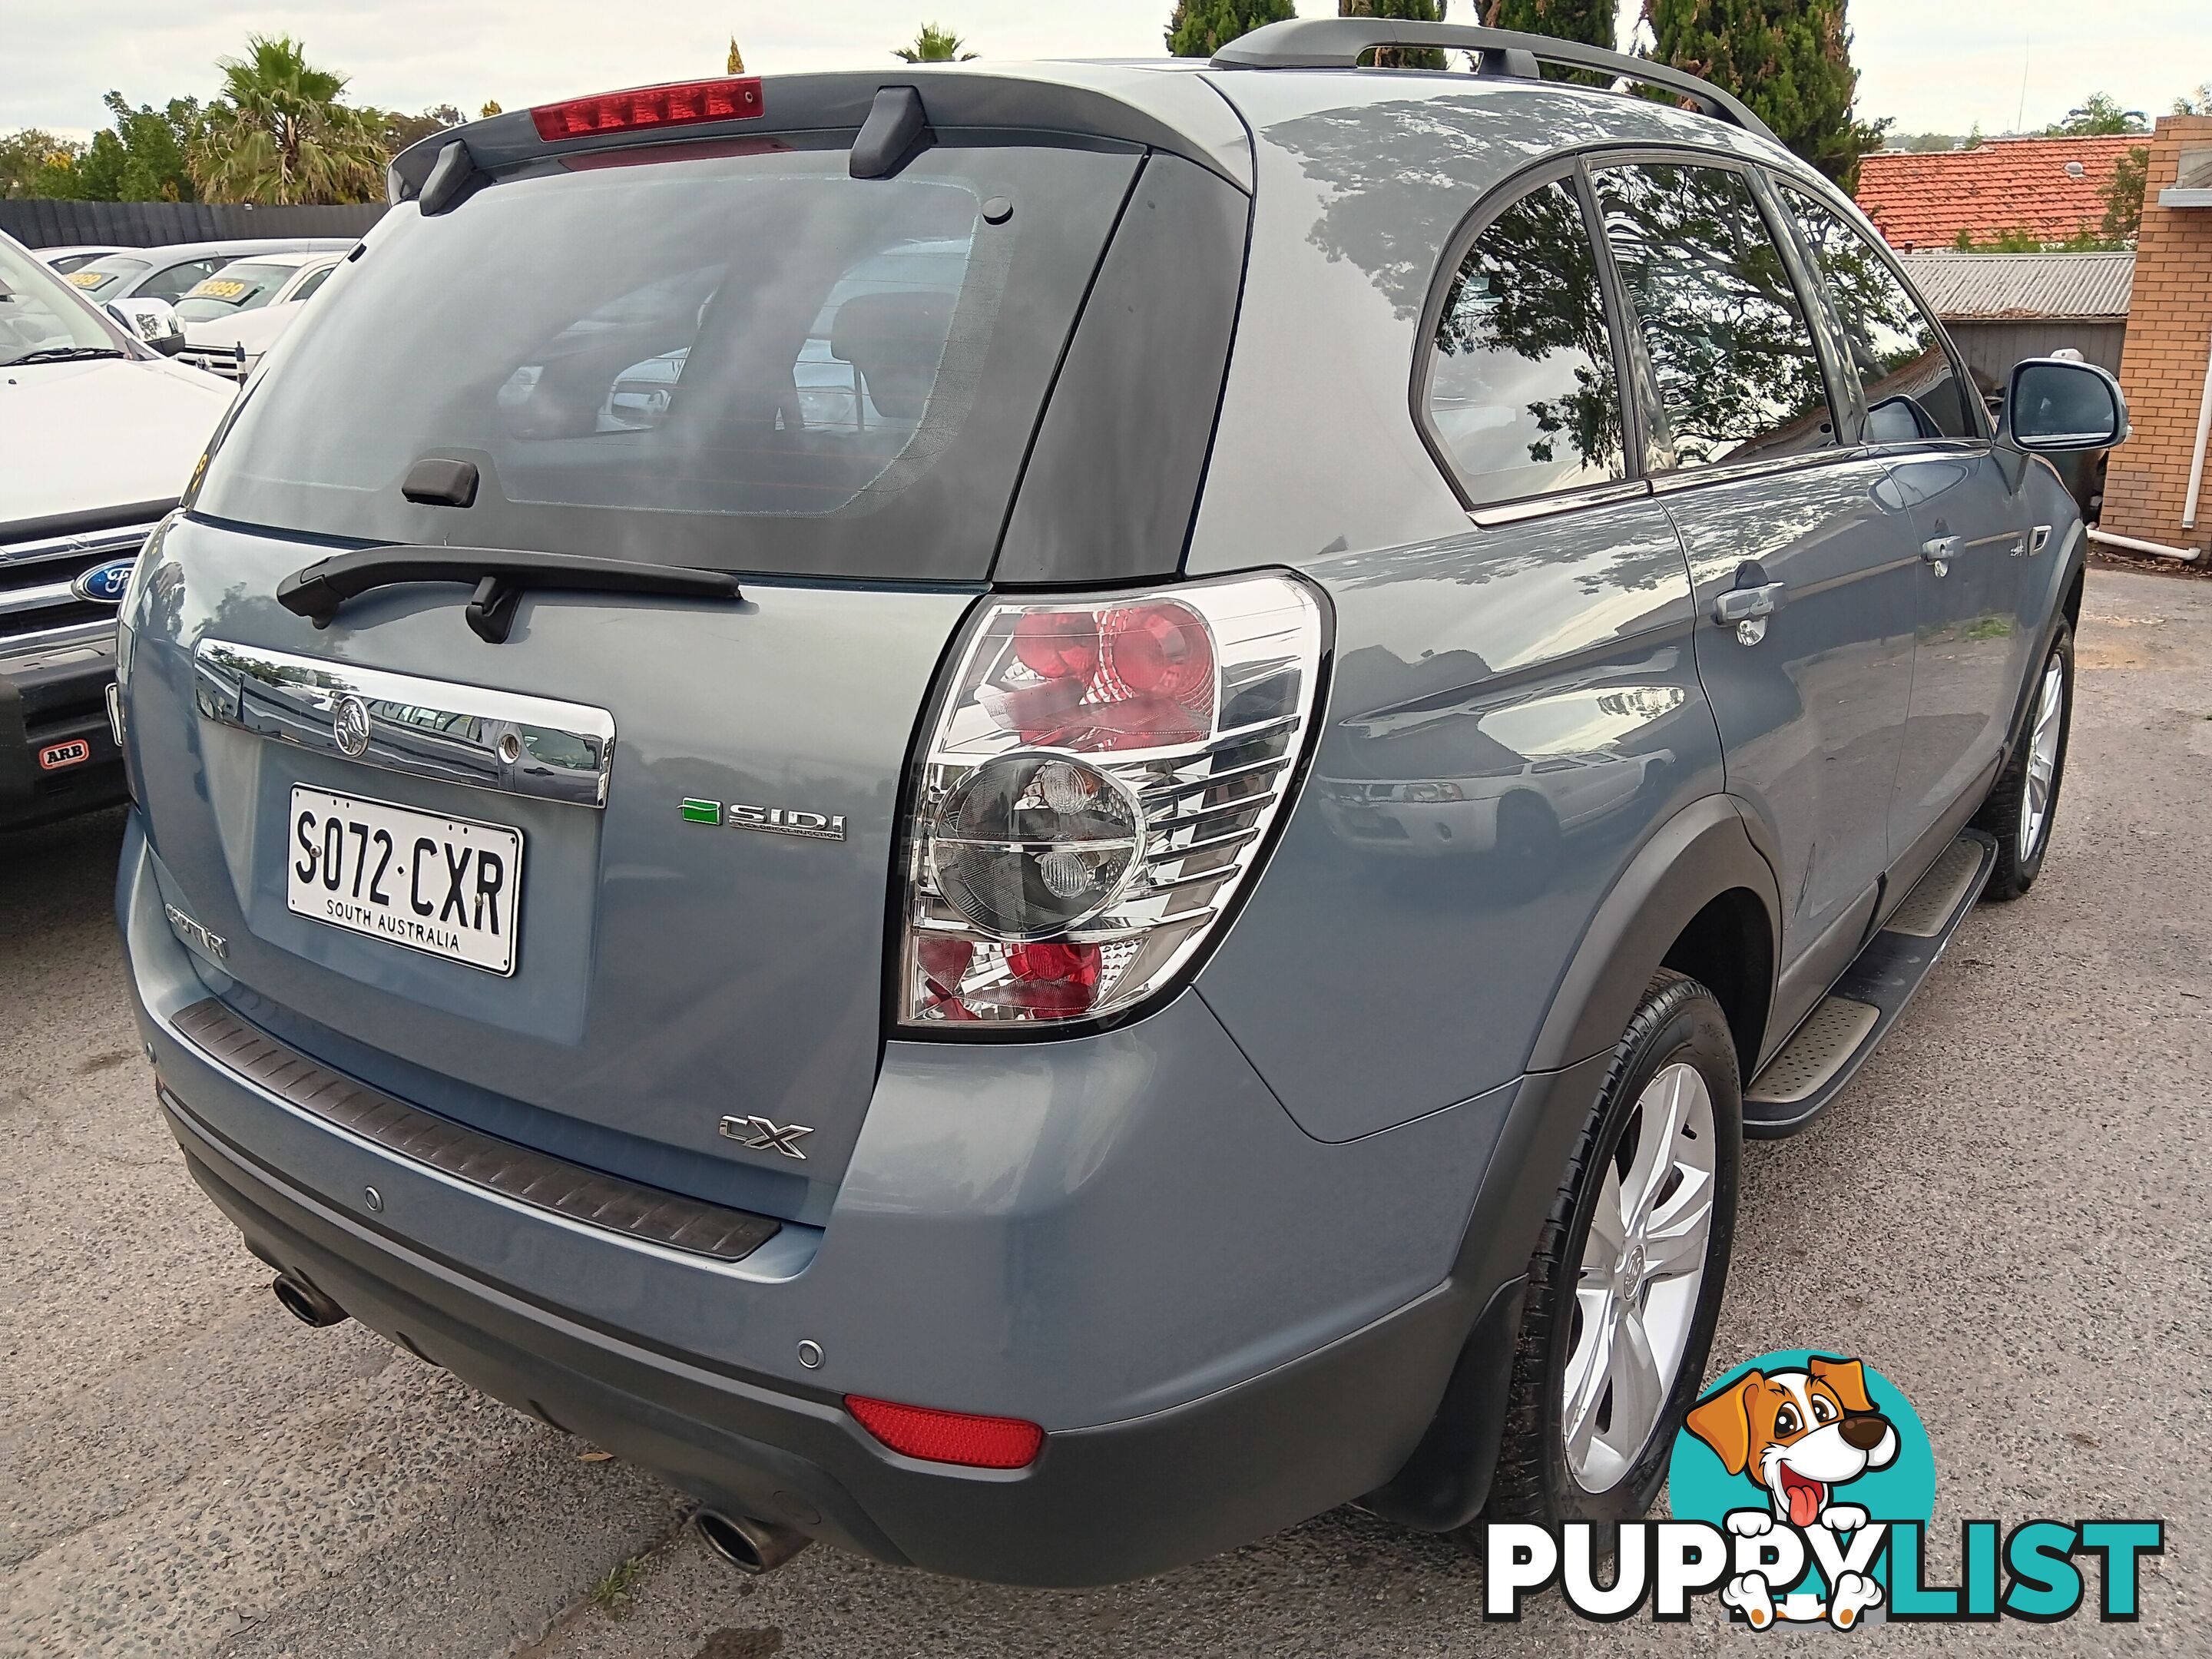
(8, 0), (2207, 144)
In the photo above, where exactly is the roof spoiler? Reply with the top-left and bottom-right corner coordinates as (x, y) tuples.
(1208, 18), (1779, 146)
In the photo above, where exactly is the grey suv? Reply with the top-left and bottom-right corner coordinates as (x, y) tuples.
(115, 18), (2124, 1585)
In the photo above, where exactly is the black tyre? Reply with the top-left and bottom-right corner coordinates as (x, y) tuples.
(1485, 970), (1741, 1525)
(1974, 619), (2073, 902)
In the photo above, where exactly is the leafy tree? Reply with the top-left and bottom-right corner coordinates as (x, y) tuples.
(74, 93), (201, 201)
(1164, 0), (1296, 56)
(1340, 1), (1452, 71)
(2171, 84), (2210, 117)
(382, 104), (464, 156)
(727, 37), (747, 74)
(189, 35), (389, 204)
(2045, 92), (2145, 136)
(1481, 0), (1617, 48)
(0, 129), (85, 199)
(1643, 1), (1887, 189)
(2100, 145), (2149, 243)
(479, 101), (504, 119)
(892, 24), (978, 62)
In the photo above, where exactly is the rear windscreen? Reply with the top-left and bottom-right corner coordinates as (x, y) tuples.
(194, 139), (1143, 580)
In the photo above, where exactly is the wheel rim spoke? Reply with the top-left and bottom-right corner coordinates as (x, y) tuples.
(1604, 1310), (1667, 1455)
(2022, 657), (2064, 858)
(1561, 1295), (1616, 1464)
(1640, 1167), (1713, 1282)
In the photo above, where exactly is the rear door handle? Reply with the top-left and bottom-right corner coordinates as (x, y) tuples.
(1714, 582), (1784, 624)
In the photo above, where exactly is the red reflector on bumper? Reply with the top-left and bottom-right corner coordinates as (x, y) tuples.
(531, 77), (765, 142)
(846, 1396), (1044, 1469)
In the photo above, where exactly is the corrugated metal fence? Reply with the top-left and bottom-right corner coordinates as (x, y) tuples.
(0, 199), (386, 249)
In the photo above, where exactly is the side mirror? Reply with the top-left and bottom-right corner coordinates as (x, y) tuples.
(2005, 358), (2128, 452)
(107, 296), (187, 356)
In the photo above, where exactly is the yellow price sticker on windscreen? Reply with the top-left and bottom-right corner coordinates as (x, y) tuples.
(67, 270), (106, 286)
(185, 277), (250, 300)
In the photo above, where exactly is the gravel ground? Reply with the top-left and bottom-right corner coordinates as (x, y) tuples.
(2, 566), (2206, 1658)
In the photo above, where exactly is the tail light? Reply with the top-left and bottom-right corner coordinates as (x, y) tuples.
(899, 572), (1327, 1029)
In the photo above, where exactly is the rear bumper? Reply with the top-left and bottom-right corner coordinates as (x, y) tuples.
(162, 1089), (1475, 1583)
(120, 815), (1565, 1584)
(0, 630), (124, 830)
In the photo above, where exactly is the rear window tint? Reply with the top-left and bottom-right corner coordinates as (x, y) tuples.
(196, 141), (1141, 580)
(1423, 178), (1625, 508)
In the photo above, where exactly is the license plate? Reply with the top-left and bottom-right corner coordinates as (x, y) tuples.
(286, 786), (524, 975)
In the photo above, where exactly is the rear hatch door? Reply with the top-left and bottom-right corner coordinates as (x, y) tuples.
(127, 131), (1145, 1214)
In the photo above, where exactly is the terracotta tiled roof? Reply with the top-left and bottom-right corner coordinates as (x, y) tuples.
(1853, 135), (2143, 250)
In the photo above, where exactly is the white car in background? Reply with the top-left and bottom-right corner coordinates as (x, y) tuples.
(1, 229), (232, 829)
(173, 249), (347, 381)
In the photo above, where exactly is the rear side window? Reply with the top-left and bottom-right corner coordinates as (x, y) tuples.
(1592, 163), (1834, 471)
(1780, 185), (1981, 443)
(1423, 178), (1624, 507)
(196, 141), (1143, 580)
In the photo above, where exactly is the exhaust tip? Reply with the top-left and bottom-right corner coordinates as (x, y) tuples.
(693, 1509), (812, 1575)
(270, 1271), (349, 1328)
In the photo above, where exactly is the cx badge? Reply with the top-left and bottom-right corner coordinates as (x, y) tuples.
(719, 1114), (814, 1160)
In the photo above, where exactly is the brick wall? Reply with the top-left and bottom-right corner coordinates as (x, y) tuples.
(2103, 116), (2212, 555)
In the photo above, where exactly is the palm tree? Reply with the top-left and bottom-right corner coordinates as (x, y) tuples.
(189, 35), (389, 205)
(892, 23), (978, 62)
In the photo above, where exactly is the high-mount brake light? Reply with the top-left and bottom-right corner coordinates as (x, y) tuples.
(899, 573), (1328, 1028)
(529, 78), (765, 143)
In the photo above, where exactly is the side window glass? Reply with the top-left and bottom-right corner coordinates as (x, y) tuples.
(1592, 164), (1835, 470)
(1423, 177), (1624, 507)
(1780, 185), (1979, 443)
(291, 266), (334, 303)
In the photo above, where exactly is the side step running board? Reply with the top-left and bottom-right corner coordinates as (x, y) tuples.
(1743, 832), (1998, 1138)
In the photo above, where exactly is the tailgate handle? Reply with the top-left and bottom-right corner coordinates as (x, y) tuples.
(278, 545), (742, 641)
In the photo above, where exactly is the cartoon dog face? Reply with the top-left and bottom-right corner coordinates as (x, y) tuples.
(1685, 1356), (1899, 1528)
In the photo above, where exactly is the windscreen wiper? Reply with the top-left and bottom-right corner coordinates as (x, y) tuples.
(5, 346), (131, 366)
(277, 545), (744, 644)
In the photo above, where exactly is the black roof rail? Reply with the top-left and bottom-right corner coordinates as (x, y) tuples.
(1208, 18), (1780, 147)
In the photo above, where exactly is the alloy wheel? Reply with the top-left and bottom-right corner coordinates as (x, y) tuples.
(1562, 1061), (1717, 1493)
(2021, 654), (2065, 862)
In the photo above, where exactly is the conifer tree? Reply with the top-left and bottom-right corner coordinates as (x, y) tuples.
(1644, 1), (1886, 187)
(1482, 1), (1617, 49)
(1164, 1), (1296, 57)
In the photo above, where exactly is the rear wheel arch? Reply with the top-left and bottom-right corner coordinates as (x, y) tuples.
(1525, 795), (1780, 1078)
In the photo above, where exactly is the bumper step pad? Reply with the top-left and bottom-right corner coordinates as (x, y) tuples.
(167, 998), (781, 1262)
(1744, 832), (1998, 1138)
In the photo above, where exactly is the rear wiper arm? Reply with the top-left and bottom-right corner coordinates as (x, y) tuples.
(277, 545), (743, 643)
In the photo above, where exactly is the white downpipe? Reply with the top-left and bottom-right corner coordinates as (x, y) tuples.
(2088, 527), (2204, 563)
(2185, 326), (2212, 529)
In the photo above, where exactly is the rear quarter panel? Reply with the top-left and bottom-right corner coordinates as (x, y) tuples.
(1184, 75), (1761, 1141)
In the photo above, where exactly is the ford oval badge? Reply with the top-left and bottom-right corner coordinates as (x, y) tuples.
(71, 558), (136, 604)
